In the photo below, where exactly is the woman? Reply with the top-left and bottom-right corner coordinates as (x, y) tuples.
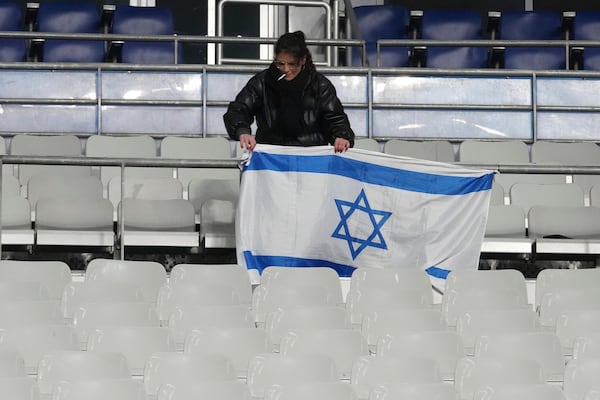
(223, 31), (354, 153)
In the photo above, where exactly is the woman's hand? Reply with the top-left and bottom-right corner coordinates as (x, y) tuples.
(333, 137), (350, 153)
(239, 134), (257, 151)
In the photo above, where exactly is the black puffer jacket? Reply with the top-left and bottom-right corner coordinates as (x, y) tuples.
(223, 64), (355, 147)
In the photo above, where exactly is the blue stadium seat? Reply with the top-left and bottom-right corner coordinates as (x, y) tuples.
(37, 2), (101, 33)
(111, 6), (174, 35)
(0, 0), (22, 30)
(352, 5), (411, 67)
(499, 10), (563, 40)
(111, 6), (179, 64)
(503, 47), (566, 70)
(420, 9), (488, 68)
(120, 41), (182, 64)
(573, 11), (600, 70)
(0, 39), (26, 62)
(36, 2), (105, 63)
(0, 1), (26, 62)
(499, 10), (565, 70)
(43, 39), (106, 62)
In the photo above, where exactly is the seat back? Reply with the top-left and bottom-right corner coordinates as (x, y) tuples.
(265, 306), (351, 352)
(499, 10), (565, 70)
(185, 328), (272, 379)
(528, 205), (600, 239)
(27, 174), (103, 207)
(37, 2), (100, 33)
(0, 260), (72, 299)
(454, 357), (545, 400)
(499, 10), (563, 40)
(85, 258), (168, 302)
(458, 140), (530, 164)
(52, 379), (146, 400)
(156, 381), (251, 400)
(11, 135), (89, 187)
(535, 268), (600, 311)
(0, 377), (41, 400)
(557, 310), (600, 356)
(474, 332), (565, 382)
(246, 353), (340, 399)
(350, 355), (442, 399)
(353, 138), (380, 152)
(157, 282), (240, 322)
(60, 280), (146, 320)
(573, 333), (600, 360)
(0, 0), (22, 30)
(531, 141), (600, 165)
(509, 183), (584, 214)
(421, 9), (487, 68)
(0, 39), (27, 62)
(264, 382), (360, 400)
(111, 5), (178, 64)
(351, 5), (411, 67)
(0, 325), (80, 373)
(0, 1), (25, 61)
(168, 304), (255, 347)
(573, 11), (600, 40)
(143, 352), (237, 397)
(421, 9), (482, 40)
(280, 328), (369, 379)
(0, 351), (26, 378)
(503, 47), (566, 70)
(441, 287), (529, 327)
(472, 383), (566, 400)
(563, 358), (600, 400)
(368, 383), (459, 400)
(87, 326), (177, 375)
(36, 2), (104, 62)
(539, 288), (600, 328)
(72, 302), (159, 348)
(37, 351), (131, 395)
(161, 136), (237, 186)
(112, 6), (174, 35)
(169, 264), (252, 304)
(383, 139), (454, 162)
(121, 41), (182, 64)
(260, 266), (343, 305)
(485, 205), (526, 237)
(85, 135), (170, 190)
(377, 331), (464, 381)
(361, 309), (446, 353)
(456, 309), (541, 355)
(43, 39), (106, 62)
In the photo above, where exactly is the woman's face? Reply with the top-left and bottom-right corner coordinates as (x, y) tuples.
(274, 51), (305, 81)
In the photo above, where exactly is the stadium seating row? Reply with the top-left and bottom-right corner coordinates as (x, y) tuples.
(0, 262), (599, 399)
(4, 135), (600, 170)
(352, 6), (600, 69)
(0, 1), (180, 63)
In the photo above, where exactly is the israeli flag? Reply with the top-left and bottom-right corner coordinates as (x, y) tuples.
(237, 144), (494, 281)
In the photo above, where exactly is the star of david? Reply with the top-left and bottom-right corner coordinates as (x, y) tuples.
(331, 188), (392, 260)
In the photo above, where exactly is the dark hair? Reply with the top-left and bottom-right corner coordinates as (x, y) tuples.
(274, 31), (314, 69)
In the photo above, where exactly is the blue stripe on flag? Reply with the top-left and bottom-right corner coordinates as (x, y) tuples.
(243, 251), (356, 277)
(246, 152), (493, 195)
(244, 251), (452, 280)
(425, 266), (451, 279)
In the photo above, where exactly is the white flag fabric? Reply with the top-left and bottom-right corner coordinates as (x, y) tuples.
(236, 144), (495, 280)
